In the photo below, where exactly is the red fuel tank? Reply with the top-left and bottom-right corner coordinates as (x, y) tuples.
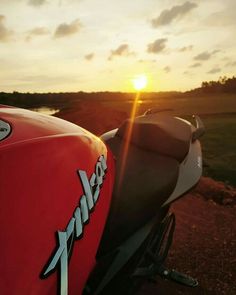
(0, 105), (115, 295)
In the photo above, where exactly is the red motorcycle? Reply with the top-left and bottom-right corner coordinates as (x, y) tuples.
(0, 105), (204, 295)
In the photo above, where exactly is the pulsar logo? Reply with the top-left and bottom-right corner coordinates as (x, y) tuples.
(41, 155), (107, 295)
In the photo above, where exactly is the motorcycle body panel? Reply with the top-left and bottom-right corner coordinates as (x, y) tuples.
(0, 106), (115, 295)
(163, 139), (202, 206)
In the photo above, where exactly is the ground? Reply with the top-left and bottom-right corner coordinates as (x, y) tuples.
(55, 99), (236, 294)
(153, 179), (236, 295)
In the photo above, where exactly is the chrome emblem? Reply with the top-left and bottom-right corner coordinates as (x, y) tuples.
(42, 155), (107, 295)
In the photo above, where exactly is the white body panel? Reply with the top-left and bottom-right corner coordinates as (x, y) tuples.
(163, 140), (202, 206)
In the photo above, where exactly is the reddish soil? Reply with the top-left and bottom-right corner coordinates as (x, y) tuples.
(144, 184), (236, 295)
(56, 101), (236, 295)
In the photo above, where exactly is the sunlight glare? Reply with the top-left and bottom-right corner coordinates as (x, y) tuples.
(132, 74), (147, 91)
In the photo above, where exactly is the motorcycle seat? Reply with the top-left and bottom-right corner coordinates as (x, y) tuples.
(98, 135), (179, 254)
(116, 113), (192, 163)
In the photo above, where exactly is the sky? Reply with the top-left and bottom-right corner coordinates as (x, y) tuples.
(0, 0), (236, 92)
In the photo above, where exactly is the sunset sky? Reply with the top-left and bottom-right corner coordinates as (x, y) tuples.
(0, 0), (236, 92)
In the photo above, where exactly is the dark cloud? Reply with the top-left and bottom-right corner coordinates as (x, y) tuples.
(207, 67), (221, 74)
(194, 50), (220, 61)
(108, 44), (134, 60)
(84, 53), (94, 61)
(179, 45), (193, 52)
(194, 51), (211, 61)
(147, 38), (167, 54)
(190, 62), (201, 68)
(163, 66), (171, 73)
(0, 15), (13, 42)
(26, 27), (50, 41)
(110, 44), (129, 55)
(151, 2), (197, 27)
(54, 19), (82, 38)
(28, 0), (47, 6)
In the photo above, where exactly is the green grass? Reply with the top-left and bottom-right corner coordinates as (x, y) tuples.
(200, 114), (236, 186)
(101, 93), (236, 116)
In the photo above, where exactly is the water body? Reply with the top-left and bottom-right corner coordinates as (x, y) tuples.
(125, 99), (154, 104)
(31, 107), (59, 115)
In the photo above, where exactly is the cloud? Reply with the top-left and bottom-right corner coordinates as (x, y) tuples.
(84, 53), (94, 61)
(183, 70), (194, 77)
(147, 38), (167, 54)
(179, 45), (193, 52)
(226, 61), (236, 67)
(138, 59), (156, 63)
(190, 62), (201, 68)
(151, 1), (197, 27)
(54, 19), (82, 38)
(194, 51), (212, 61)
(108, 44), (134, 60)
(25, 27), (50, 41)
(163, 66), (171, 73)
(28, 0), (47, 6)
(0, 15), (13, 42)
(212, 49), (221, 55)
(207, 67), (221, 74)
(206, 2), (236, 27)
(193, 50), (220, 61)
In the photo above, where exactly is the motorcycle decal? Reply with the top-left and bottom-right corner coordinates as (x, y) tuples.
(41, 155), (107, 295)
(0, 119), (11, 141)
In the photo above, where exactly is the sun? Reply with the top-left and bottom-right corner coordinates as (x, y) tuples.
(132, 74), (148, 91)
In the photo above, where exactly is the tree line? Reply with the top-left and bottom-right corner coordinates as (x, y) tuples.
(200, 76), (236, 93)
(0, 76), (235, 109)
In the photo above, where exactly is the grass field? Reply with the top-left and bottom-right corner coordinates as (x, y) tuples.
(200, 114), (236, 186)
(100, 93), (236, 116)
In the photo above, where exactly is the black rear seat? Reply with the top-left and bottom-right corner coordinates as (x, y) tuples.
(98, 114), (193, 255)
(117, 113), (192, 162)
